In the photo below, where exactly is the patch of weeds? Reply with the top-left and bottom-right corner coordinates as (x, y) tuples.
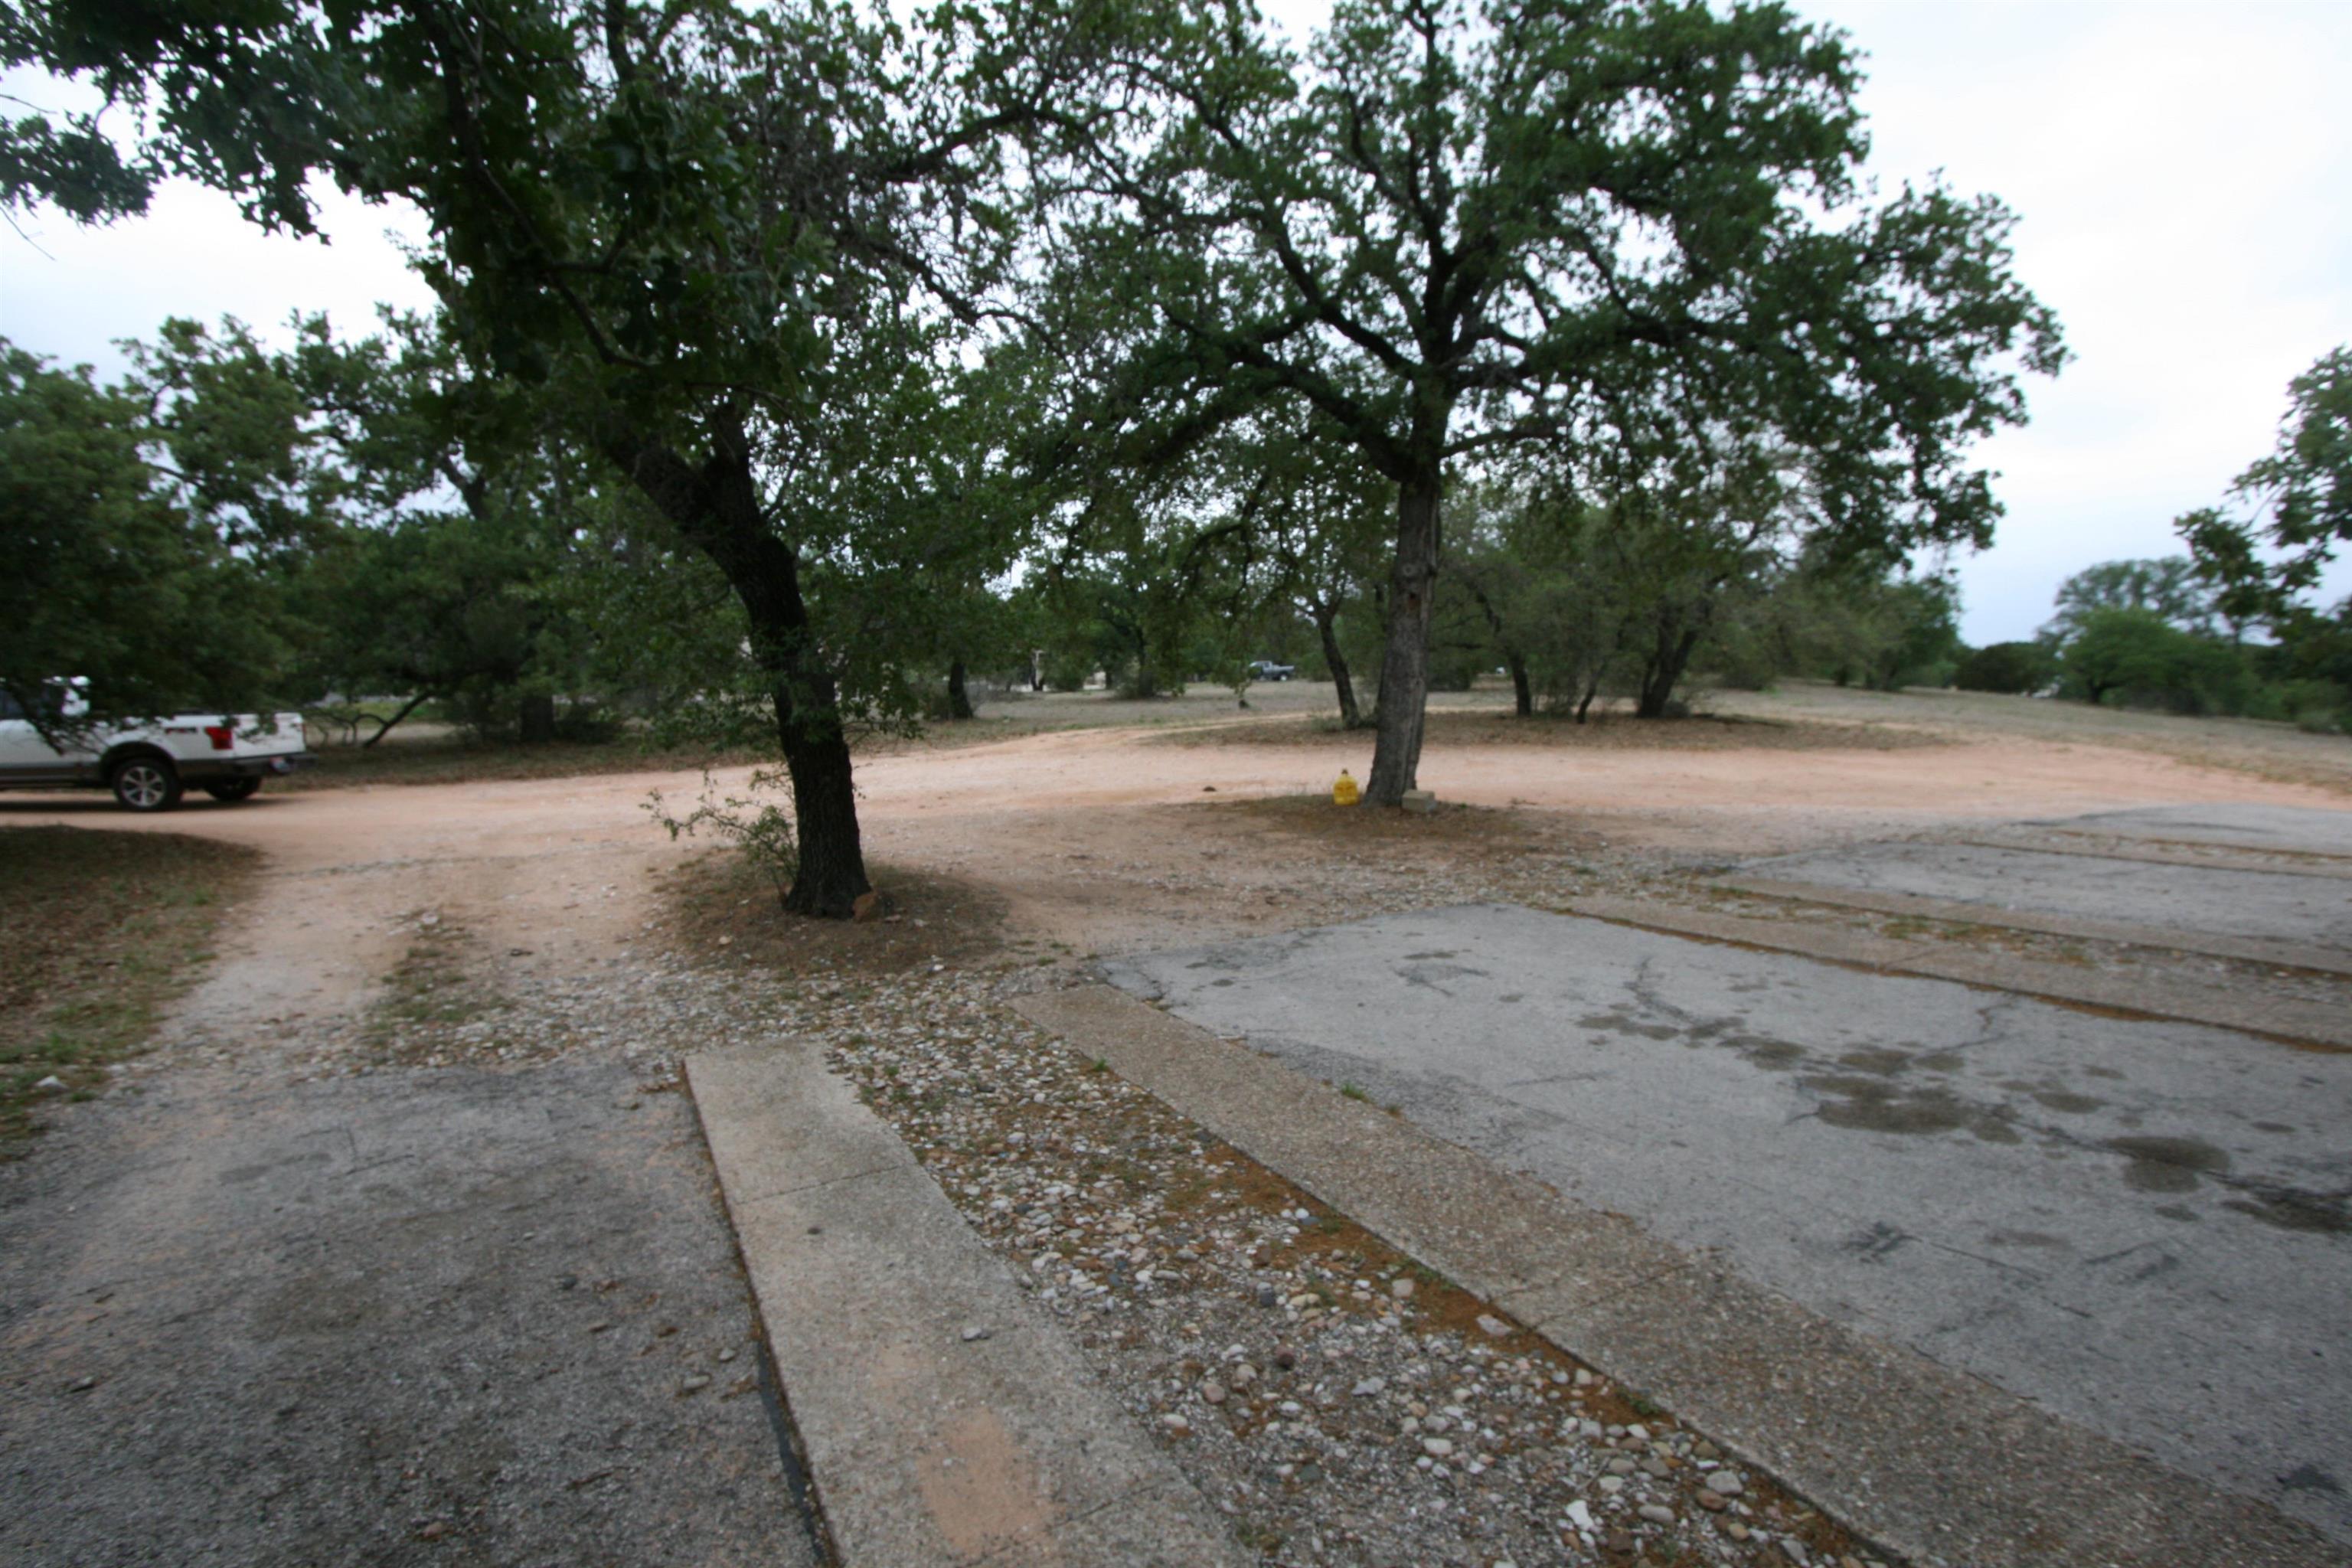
(1233, 1521), (1285, 1551)
(645, 767), (799, 905)
(1338, 1081), (1369, 1101)
(361, 915), (511, 1063)
(1086, 1056), (1112, 1074)
(0, 827), (260, 1152)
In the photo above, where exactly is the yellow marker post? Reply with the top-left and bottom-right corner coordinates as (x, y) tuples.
(1332, 769), (1361, 806)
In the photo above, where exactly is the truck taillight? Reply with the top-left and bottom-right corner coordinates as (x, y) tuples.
(204, 725), (235, 750)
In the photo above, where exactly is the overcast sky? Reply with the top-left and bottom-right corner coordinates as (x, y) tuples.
(3, 0), (2347, 644)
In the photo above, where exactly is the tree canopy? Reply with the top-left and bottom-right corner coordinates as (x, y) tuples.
(3, 0), (2073, 901)
(1027, 0), (2063, 799)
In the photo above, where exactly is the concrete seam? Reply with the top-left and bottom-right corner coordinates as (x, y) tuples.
(1566, 897), (2351, 1053)
(733, 1157), (917, 1207)
(683, 1063), (842, 1568)
(1717, 875), (2352, 976)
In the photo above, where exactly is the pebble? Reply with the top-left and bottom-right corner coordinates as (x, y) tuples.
(1705, 1469), (1744, 1495)
(679, 1374), (710, 1394)
(959, 1325), (992, 1342)
(1638, 1504), (1675, 1524)
(746, 913), (1887, 1568)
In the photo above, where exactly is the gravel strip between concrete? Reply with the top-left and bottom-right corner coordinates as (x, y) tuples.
(1013, 982), (2346, 1568)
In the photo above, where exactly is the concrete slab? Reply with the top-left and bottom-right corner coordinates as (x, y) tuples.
(688, 1045), (1242, 1568)
(1100, 906), (2352, 1548)
(1567, 893), (2352, 1049)
(0, 1057), (817, 1568)
(2039, 802), (2352, 857)
(1955, 826), (2352, 880)
(1733, 841), (2352, 955)
(1018, 982), (2345, 1568)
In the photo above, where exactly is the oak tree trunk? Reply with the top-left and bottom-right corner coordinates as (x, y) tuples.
(947, 658), (975, 720)
(1316, 604), (1363, 730)
(518, 693), (557, 743)
(1365, 475), (1442, 803)
(615, 421), (871, 918)
(1634, 624), (1704, 720)
(1507, 652), (1533, 718)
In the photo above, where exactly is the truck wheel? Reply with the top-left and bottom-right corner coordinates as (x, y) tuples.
(203, 778), (262, 803)
(111, 756), (184, 812)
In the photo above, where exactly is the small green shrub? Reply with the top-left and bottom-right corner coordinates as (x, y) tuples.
(644, 768), (799, 904)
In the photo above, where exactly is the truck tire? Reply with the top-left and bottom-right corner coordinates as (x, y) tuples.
(203, 778), (262, 803)
(110, 754), (184, 812)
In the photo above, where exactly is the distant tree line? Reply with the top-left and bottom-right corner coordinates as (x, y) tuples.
(1954, 348), (2351, 733)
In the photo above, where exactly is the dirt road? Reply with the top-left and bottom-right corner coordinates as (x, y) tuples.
(2, 715), (2344, 1565)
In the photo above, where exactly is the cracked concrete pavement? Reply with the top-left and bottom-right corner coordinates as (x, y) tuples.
(1105, 900), (2352, 1547)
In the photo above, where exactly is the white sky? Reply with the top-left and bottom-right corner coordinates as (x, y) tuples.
(3, 0), (2348, 644)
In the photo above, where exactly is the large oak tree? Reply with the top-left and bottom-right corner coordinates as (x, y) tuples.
(2, 0), (1074, 913)
(1031, 0), (2065, 802)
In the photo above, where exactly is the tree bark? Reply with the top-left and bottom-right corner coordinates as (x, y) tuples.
(363, 690), (437, 747)
(518, 693), (557, 743)
(1634, 622), (1704, 719)
(615, 420), (871, 918)
(1365, 475), (1442, 803)
(1315, 603), (1363, 730)
(1128, 627), (1158, 698)
(1462, 578), (1531, 719)
(947, 658), (975, 720)
(1576, 675), (1600, 724)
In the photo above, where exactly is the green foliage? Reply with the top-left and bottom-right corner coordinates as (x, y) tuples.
(2045, 556), (2224, 640)
(1955, 641), (2059, 695)
(2177, 347), (2352, 720)
(2180, 346), (2352, 622)
(2060, 607), (2251, 713)
(644, 769), (800, 907)
(0, 335), (302, 737)
(1032, 0), (2063, 792)
(1772, 564), (1965, 692)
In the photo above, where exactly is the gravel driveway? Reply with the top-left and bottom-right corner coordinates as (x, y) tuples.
(0, 787), (818, 1568)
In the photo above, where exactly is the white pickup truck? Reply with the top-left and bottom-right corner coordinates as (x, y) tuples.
(0, 686), (313, 811)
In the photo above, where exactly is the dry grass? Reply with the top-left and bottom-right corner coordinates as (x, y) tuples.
(1712, 681), (2352, 795)
(280, 736), (773, 792)
(652, 847), (1011, 982)
(1152, 704), (1945, 754)
(281, 714), (1083, 793)
(0, 827), (259, 1149)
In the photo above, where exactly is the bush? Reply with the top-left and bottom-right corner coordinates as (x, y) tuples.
(643, 769), (798, 906)
(1955, 641), (2057, 694)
